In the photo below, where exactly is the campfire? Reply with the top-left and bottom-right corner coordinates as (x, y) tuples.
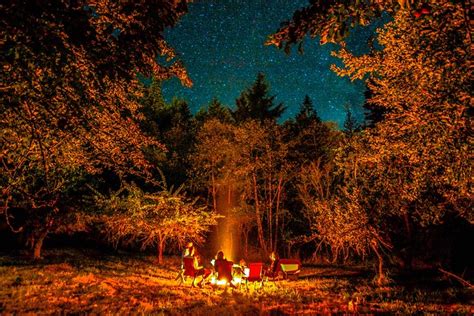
(209, 260), (247, 286)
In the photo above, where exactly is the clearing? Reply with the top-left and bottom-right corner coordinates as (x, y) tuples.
(0, 249), (472, 314)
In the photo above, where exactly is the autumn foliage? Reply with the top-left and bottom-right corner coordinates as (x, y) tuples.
(0, 0), (472, 291)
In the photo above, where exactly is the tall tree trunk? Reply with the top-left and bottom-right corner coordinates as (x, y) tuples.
(211, 172), (217, 213)
(402, 208), (413, 270)
(274, 176), (283, 252)
(253, 173), (267, 253)
(33, 230), (48, 260)
(211, 172), (218, 237)
(157, 235), (165, 264)
(243, 227), (249, 258)
(371, 242), (386, 286)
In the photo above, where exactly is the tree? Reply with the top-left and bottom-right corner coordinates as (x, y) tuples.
(266, 0), (470, 48)
(140, 78), (168, 138)
(362, 81), (390, 128)
(1, 80), (159, 258)
(285, 95), (340, 166)
(282, 97), (341, 256)
(342, 106), (359, 138)
(295, 95), (321, 126)
(299, 148), (393, 285)
(1, 0), (191, 258)
(195, 98), (233, 125)
(331, 2), (472, 224)
(276, 0), (472, 279)
(233, 73), (286, 123)
(192, 119), (294, 255)
(95, 182), (219, 264)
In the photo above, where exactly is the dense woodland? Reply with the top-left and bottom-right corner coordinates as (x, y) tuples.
(1, 0), (472, 287)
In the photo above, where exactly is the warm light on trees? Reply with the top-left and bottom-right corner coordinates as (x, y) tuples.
(1, 0), (191, 258)
(293, 0), (472, 282)
(94, 182), (219, 264)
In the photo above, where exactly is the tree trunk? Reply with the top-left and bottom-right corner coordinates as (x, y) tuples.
(253, 173), (267, 253)
(371, 242), (387, 286)
(402, 210), (413, 270)
(243, 228), (249, 258)
(157, 236), (165, 264)
(211, 172), (217, 213)
(274, 176), (283, 252)
(33, 230), (48, 260)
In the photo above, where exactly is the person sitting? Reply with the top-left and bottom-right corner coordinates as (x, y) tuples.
(183, 241), (195, 258)
(213, 251), (236, 288)
(193, 252), (211, 288)
(265, 251), (280, 279)
(233, 258), (248, 278)
(176, 241), (196, 282)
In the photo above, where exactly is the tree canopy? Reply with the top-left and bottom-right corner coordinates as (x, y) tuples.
(1, 0), (192, 258)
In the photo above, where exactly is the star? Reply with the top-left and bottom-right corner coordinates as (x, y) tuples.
(162, 0), (382, 127)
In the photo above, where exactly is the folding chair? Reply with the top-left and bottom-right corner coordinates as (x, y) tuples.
(179, 256), (198, 286)
(278, 259), (302, 280)
(213, 259), (236, 288)
(243, 262), (264, 289)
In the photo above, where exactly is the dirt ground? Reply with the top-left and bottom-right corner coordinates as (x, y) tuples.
(0, 248), (472, 314)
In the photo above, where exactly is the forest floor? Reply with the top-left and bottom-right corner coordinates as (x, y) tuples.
(0, 248), (472, 315)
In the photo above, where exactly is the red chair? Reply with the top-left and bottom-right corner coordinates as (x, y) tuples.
(212, 259), (236, 288)
(216, 260), (233, 282)
(243, 262), (264, 289)
(180, 256), (198, 286)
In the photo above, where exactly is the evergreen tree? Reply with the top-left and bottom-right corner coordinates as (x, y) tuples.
(195, 98), (233, 124)
(362, 81), (389, 128)
(233, 73), (286, 123)
(160, 98), (195, 186)
(295, 95), (321, 126)
(343, 106), (359, 137)
(139, 80), (196, 186)
(140, 79), (167, 137)
(285, 95), (339, 166)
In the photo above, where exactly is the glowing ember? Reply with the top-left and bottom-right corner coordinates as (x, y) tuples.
(209, 276), (229, 286)
(209, 275), (242, 286)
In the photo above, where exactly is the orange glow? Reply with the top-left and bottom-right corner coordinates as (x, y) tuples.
(210, 276), (228, 286)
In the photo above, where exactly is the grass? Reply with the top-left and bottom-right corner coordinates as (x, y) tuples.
(0, 248), (472, 314)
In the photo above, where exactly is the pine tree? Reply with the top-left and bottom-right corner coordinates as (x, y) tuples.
(286, 95), (339, 166)
(295, 95), (321, 127)
(195, 98), (233, 124)
(233, 73), (286, 123)
(362, 81), (389, 128)
(140, 79), (167, 136)
(343, 106), (359, 137)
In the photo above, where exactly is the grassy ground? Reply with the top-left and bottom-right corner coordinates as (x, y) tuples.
(0, 248), (472, 314)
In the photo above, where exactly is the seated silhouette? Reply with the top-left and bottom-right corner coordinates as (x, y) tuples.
(213, 251), (236, 288)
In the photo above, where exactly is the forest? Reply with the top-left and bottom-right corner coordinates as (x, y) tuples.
(1, 0), (472, 314)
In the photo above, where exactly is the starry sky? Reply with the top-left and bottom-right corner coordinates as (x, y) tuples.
(162, 0), (383, 127)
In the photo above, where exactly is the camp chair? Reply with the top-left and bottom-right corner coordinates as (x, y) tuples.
(243, 262), (264, 289)
(179, 256), (199, 286)
(214, 259), (235, 287)
(278, 259), (302, 280)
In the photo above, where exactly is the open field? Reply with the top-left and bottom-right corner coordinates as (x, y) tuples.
(0, 249), (472, 314)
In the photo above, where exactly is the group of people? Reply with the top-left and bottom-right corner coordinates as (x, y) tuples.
(177, 242), (280, 288)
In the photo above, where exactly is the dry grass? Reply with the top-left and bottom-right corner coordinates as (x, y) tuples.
(0, 248), (472, 314)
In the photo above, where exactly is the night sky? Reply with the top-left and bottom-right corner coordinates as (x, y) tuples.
(163, 0), (383, 127)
